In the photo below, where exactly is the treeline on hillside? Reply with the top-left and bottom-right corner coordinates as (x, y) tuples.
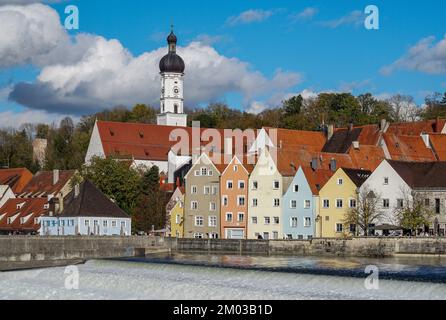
(1, 91), (445, 172)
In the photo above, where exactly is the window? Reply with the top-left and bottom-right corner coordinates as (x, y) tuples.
(397, 199), (404, 209)
(234, 165), (238, 172)
(290, 200), (297, 208)
(238, 181), (245, 189)
(263, 232), (270, 240)
(227, 181), (233, 189)
(238, 213), (244, 222)
(121, 221), (126, 227)
(111, 220), (117, 227)
(252, 181), (258, 190)
(201, 167), (207, 176)
(204, 186), (210, 195)
(272, 231), (279, 240)
(425, 198), (430, 206)
(273, 180), (280, 189)
(209, 216), (217, 227)
(323, 199), (330, 208)
(222, 196), (228, 206)
(337, 178), (343, 185)
(211, 186), (218, 195)
(194, 170), (200, 176)
(273, 198), (280, 207)
(209, 202), (216, 211)
(264, 217), (270, 225)
(273, 217), (280, 224)
(384, 177), (389, 185)
(195, 216), (204, 227)
(336, 199), (343, 208)
(383, 199), (390, 208)
(436, 198), (441, 214)
(191, 201), (198, 210)
(209, 232), (218, 239)
(304, 217), (311, 227)
(336, 223), (343, 233)
(103, 220), (108, 227)
(251, 217), (258, 224)
(191, 186), (197, 194)
(293, 185), (299, 192)
(94, 220), (98, 226)
(291, 217), (298, 228)
(325, 216), (330, 221)
(175, 215), (181, 224)
(85, 220), (90, 227)
(252, 198), (258, 207)
(304, 200), (311, 209)
(350, 224), (356, 233)
(350, 199), (357, 208)
(238, 196), (245, 206)
(226, 212), (233, 222)
(208, 170), (213, 176)
(194, 233), (204, 239)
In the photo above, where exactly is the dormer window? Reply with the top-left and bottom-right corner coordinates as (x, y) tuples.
(109, 128), (115, 136)
(139, 131), (144, 138)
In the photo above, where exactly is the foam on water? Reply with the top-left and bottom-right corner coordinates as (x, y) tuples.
(1, 259), (446, 300)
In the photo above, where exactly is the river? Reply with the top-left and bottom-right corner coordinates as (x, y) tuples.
(1, 253), (446, 299)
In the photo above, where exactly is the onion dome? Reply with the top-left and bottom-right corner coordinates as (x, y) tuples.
(159, 29), (185, 74)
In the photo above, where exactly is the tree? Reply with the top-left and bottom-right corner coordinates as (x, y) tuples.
(343, 188), (384, 237)
(76, 156), (141, 215)
(133, 166), (167, 233)
(387, 94), (420, 122)
(422, 92), (446, 120)
(283, 95), (303, 115)
(395, 189), (435, 236)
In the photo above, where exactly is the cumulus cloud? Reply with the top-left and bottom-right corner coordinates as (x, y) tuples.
(290, 7), (318, 23)
(0, 108), (77, 128)
(381, 35), (446, 75)
(226, 9), (276, 26)
(338, 79), (372, 92)
(319, 10), (364, 28)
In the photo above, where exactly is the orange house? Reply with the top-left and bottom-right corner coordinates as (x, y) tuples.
(220, 156), (254, 239)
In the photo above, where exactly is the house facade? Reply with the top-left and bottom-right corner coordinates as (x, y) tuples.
(318, 168), (371, 238)
(183, 154), (224, 239)
(169, 194), (184, 238)
(40, 180), (131, 236)
(220, 156), (252, 239)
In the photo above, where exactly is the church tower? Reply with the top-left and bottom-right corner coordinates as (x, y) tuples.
(157, 27), (187, 127)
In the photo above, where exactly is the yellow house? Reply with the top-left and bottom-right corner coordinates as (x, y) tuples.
(317, 168), (371, 238)
(170, 194), (184, 238)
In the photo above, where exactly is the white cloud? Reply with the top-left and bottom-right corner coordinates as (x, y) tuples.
(226, 9), (276, 26)
(0, 3), (67, 67)
(319, 10), (364, 28)
(0, 108), (76, 128)
(193, 34), (232, 46)
(0, 0), (63, 4)
(290, 7), (318, 22)
(339, 79), (372, 92)
(381, 35), (446, 75)
(247, 101), (267, 115)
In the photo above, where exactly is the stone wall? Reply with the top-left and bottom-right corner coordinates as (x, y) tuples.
(172, 237), (446, 257)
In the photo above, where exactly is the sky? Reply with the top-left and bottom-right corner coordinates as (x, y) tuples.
(0, 0), (445, 127)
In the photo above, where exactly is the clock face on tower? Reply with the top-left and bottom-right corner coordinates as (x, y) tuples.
(173, 86), (180, 95)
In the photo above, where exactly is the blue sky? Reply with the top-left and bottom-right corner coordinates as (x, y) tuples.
(0, 0), (445, 126)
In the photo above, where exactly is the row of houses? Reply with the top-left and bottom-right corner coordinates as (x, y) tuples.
(166, 151), (446, 240)
(0, 168), (131, 236)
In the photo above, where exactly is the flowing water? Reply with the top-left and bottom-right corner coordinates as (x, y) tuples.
(1, 253), (446, 300)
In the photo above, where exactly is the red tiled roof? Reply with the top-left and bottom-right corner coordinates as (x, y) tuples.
(384, 134), (436, 162)
(301, 167), (333, 195)
(430, 134), (446, 161)
(19, 170), (75, 198)
(267, 127), (327, 152)
(387, 119), (446, 135)
(0, 198), (48, 233)
(0, 168), (33, 193)
(348, 145), (385, 171)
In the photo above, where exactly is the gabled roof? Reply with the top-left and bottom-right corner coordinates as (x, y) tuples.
(59, 180), (129, 218)
(387, 160), (446, 188)
(301, 167), (333, 195)
(267, 127), (327, 152)
(342, 168), (372, 187)
(18, 170), (75, 198)
(322, 124), (382, 153)
(0, 198), (48, 232)
(0, 168), (33, 193)
(430, 134), (446, 160)
(383, 134), (436, 162)
(386, 119), (446, 135)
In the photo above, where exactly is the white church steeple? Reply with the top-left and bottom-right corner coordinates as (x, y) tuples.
(157, 26), (187, 127)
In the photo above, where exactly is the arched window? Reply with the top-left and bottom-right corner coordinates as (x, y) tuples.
(174, 104), (179, 114)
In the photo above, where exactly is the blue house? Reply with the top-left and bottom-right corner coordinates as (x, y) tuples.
(40, 180), (131, 236)
(282, 166), (332, 240)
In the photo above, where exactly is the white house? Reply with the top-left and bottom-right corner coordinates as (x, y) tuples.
(0, 185), (15, 208)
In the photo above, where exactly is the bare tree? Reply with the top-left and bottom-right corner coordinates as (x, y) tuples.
(386, 94), (420, 122)
(395, 188), (435, 236)
(343, 187), (384, 237)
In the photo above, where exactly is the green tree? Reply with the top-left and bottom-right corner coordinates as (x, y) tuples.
(283, 95), (303, 115)
(133, 166), (167, 233)
(77, 156), (141, 215)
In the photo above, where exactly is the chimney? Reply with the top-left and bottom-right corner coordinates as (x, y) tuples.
(352, 141), (360, 150)
(311, 158), (318, 171)
(330, 159), (337, 172)
(74, 184), (80, 198)
(53, 169), (59, 185)
(380, 119), (387, 132)
(421, 133), (431, 149)
(327, 124), (334, 141)
(435, 117), (441, 133)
